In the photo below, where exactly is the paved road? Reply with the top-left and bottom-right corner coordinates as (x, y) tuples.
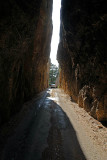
(0, 89), (107, 160)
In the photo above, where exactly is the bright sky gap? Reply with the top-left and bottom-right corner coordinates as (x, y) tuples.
(50, 0), (61, 67)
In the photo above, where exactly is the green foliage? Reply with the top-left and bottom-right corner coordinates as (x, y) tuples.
(49, 63), (59, 85)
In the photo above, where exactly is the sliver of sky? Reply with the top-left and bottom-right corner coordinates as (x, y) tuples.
(50, 0), (61, 67)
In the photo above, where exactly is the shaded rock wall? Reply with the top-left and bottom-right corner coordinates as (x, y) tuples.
(0, 0), (52, 124)
(57, 0), (107, 121)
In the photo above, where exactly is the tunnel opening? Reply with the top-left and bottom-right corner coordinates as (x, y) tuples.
(50, 0), (61, 67)
(49, 63), (59, 88)
(48, 0), (61, 89)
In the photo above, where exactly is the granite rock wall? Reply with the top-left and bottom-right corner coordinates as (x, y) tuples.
(57, 0), (107, 121)
(0, 0), (52, 124)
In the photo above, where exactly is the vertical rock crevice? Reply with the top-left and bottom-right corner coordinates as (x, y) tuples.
(0, 0), (53, 125)
(57, 0), (107, 121)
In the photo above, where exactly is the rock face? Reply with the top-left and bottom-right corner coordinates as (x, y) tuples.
(0, 0), (52, 125)
(57, 0), (107, 121)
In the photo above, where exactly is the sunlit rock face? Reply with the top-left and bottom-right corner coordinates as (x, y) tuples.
(0, 0), (52, 124)
(57, 0), (107, 121)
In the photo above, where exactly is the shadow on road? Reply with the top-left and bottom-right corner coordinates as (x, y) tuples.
(42, 93), (86, 160)
(0, 91), (86, 160)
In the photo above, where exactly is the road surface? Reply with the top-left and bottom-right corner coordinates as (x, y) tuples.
(0, 89), (107, 160)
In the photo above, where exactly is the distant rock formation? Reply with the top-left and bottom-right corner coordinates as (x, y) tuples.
(57, 0), (107, 121)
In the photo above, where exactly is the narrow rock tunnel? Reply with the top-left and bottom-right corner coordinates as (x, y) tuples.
(0, 0), (107, 159)
(0, 0), (106, 125)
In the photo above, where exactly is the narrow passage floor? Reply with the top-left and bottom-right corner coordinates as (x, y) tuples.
(0, 89), (107, 160)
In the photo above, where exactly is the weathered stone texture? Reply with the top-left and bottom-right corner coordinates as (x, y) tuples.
(57, 0), (107, 121)
(0, 0), (52, 125)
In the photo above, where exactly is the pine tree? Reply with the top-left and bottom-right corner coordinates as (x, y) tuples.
(49, 63), (59, 85)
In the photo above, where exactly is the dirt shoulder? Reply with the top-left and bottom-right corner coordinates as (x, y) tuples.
(55, 89), (107, 160)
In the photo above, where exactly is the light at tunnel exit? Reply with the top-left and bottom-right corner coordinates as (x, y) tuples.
(50, 0), (61, 67)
